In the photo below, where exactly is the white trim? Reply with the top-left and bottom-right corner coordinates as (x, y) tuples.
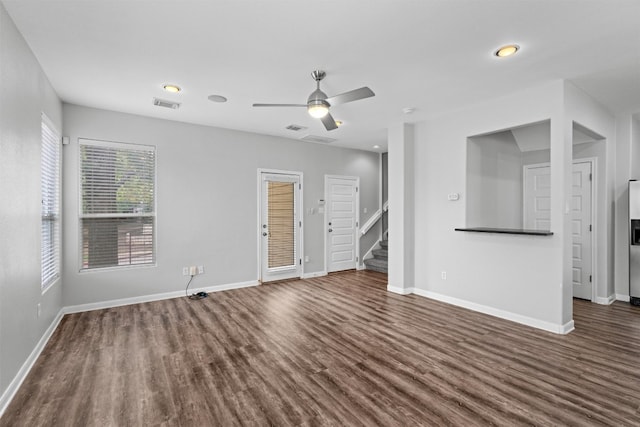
(257, 169), (304, 282)
(360, 208), (382, 236)
(616, 294), (631, 302)
(574, 158), (598, 303)
(594, 294), (616, 305)
(411, 288), (574, 334)
(301, 271), (328, 279)
(324, 175), (360, 274)
(0, 309), (65, 418)
(387, 285), (414, 295)
(77, 138), (157, 272)
(64, 280), (259, 314)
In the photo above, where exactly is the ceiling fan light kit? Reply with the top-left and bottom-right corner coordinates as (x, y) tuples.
(253, 70), (375, 131)
(307, 100), (330, 118)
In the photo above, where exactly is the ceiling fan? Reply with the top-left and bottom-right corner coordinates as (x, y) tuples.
(253, 70), (375, 131)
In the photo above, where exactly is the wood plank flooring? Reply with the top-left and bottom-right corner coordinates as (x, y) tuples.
(2, 270), (640, 426)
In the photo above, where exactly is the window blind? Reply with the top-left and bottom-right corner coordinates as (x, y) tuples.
(79, 140), (156, 270)
(41, 116), (61, 290)
(267, 181), (296, 268)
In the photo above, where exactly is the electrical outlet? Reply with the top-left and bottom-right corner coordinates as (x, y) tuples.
(441, 271), (447, 280)
(305, 256), (309, 262)
(189, 266), (197, 275)
(197, 265), (204, 274)
(182, 267), (189, 276)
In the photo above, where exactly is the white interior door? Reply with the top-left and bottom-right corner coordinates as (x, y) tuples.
(523, 162), (593, 300)
(523, 165), (552, 230)
(571, 162), (592, 300)
(260, 172), (302, 282)
(325, 176), (358, 272)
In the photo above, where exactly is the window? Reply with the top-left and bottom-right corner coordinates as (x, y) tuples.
(79, 139), (156, 270)
(41, 115), (61, 290)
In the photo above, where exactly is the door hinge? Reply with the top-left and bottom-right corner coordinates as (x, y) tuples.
(589, 275), (592, 283)
(589, 173), (592, 181)
(589, 224), (592, 232)
(299, 258), (302, 265)
(356, 256), (359, 262)
(356, 187), (358, 192)
(299, 183), (301, 190)
(299, 221), (302, 227)
(356, 221), (359, 227)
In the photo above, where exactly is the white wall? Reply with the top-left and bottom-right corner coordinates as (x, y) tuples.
(466, 131), (523, 228)
(413, 81), (569, 331)
(0, 2), (63, 405)
(408, 80), (617, 333)
(61, 104), (380, 306)
(564, 82), (616, 304)
(388, 123), (414, 293)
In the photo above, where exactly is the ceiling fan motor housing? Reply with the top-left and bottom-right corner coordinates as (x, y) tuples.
(308, 88), (329, 105)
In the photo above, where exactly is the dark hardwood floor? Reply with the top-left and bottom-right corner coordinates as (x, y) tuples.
(2, 270), (640, 426)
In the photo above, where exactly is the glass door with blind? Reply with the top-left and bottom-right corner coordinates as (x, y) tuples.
(260, 172), (302, 282)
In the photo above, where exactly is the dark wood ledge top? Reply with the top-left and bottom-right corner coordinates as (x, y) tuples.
(454, 227), (554, 236)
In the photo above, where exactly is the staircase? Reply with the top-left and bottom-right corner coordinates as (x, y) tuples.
(364, 238), (388, 273)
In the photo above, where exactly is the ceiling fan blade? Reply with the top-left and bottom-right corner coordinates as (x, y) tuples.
(320, 112), (339, 131)
(252, 103), (307, 107)
(325, 87), (375, 106)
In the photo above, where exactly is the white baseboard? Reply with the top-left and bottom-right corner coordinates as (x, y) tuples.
(412, 288), (573, 335)
(595, 294), (616, 305)
(616, 294), (630, 302)
(0, 309), (65, 418)
(387, 285), (414, 295)
(301, 271), (328, 279)
(63, 280), (259, 314)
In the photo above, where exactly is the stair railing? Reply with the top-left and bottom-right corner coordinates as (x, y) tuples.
(360, 201), (388, 236)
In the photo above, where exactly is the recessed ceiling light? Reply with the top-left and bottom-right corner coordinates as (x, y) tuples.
(208, 94), (228, 103)
(373, 145), (380, 149)
(335, 120), (343, 127)
(402, 107), (415, 114)
(494, 44), (520, 58)
(163, 84), (181, 93)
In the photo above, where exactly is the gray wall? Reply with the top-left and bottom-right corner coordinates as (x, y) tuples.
(0, 2), (63, 401)
(62, 104), (380, 306)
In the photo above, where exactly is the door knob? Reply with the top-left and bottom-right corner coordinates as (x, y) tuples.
(328, 228), (333, 232)
(262, 232), (268, 236)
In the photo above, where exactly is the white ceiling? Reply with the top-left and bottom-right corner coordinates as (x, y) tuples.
(3, 0), (640, 152)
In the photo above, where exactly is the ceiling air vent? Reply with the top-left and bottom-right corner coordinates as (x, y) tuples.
(153, 98), (180, 109)
(300, 135), (337, 144)
(285, 124), (308, 132)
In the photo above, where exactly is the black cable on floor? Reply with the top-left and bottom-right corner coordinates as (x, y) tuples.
(185, 275), (208, 300)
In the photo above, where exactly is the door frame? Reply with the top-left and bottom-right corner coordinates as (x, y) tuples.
(323, 174), (360, 274)
(257, 168), (304, 283)
(523, 159), (597, 302)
